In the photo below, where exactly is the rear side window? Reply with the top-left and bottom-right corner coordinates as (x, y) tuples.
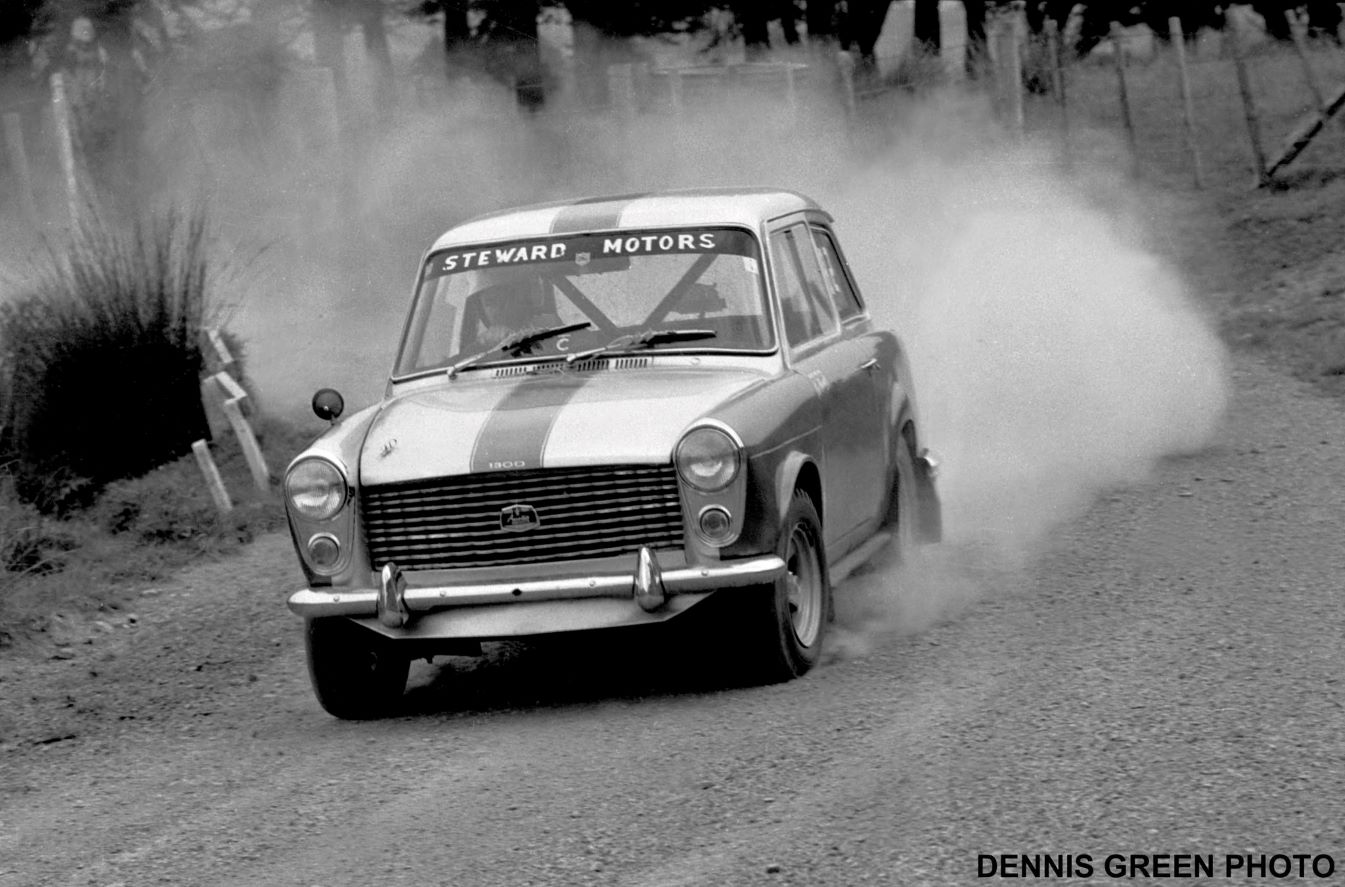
(769, 226), (839, 349)
(810, 226), (864, 320)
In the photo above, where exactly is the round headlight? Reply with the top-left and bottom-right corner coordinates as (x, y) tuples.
(286, 458), (347, 520)
(675, 426), (740, 492)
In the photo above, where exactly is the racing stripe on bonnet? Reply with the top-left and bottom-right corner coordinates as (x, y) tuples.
(548, 194), (647, 234)
(469, 377), (589, 472)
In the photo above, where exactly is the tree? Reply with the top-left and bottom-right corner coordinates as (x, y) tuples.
(429, 0), (545, 108)
(840, 0), (894, 69)
(913, 0), (940, 51)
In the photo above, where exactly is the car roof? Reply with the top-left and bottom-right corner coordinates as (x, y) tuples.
(430, 188), (826, 252)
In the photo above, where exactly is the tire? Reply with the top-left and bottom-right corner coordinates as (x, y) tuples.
(885, 435), (918, 559)
(305, 617), (410, 720)
(739, 489), (831, 683)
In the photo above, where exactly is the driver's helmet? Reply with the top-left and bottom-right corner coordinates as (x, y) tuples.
(475, 276), (538, 331)
(467, 269), (558, 349)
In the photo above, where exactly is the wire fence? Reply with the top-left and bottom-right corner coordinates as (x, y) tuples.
(3, 9), (1345, 242)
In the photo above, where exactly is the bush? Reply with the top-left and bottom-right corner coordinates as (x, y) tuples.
(0, 479), (77, 576)
(0, 208), (215, 515)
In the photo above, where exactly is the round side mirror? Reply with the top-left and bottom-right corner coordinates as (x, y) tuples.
(312, 388), (345, 422)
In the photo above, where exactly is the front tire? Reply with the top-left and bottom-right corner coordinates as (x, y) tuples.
(740, 490), (830, 683)
(305, 618), (409, 720)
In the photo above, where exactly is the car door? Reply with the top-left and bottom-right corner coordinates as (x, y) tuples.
(767, 221), (884, 554)
(808, 222), (891, 540)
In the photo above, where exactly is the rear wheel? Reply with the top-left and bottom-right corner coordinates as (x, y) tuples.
(739, 490), (830, 683)
(305, 618), (409, 720)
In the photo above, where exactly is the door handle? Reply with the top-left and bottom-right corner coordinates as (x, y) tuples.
(860, 358), (879, 373)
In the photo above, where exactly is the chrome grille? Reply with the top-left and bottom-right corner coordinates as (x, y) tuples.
(361, 464), (684, 570)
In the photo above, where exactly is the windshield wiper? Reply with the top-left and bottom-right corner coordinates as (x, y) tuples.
(564, 328), (718, 365)
(500, 321), (592, 356)
(447, 321), (592, 379)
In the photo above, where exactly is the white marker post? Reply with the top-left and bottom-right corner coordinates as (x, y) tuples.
(221, 398), (270, 493)
(192, 440), (233, 514)
(3, 112), (39, 226)
(49, 73), (81, 226)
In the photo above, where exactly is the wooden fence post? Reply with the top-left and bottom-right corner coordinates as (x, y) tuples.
(1045, 19), (1068, 150)
(607, 63), (637, 119)
(837, 50), (858, 120)
(191, 440), (233, 514)
(49, 72), (81, 227)
(1169, 17), (1204, 188)
(1228, 10), (1270, 186)
(221, 398), (270, 493)
(2, 112), (39, 226)
(1110, 22), (1139, 174)
(1286, 10), (1325, 112)
(999, 12), (1024, 136)
(667, 68), (684, 116)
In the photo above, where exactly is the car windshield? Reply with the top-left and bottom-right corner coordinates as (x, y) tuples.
(395, 226), (775, 377)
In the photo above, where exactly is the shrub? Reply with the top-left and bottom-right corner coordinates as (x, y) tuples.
(0, 478), (77, 576)
(0, 208), (215, 515)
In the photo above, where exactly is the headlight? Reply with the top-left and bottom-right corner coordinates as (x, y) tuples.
(675, 426), (740, 492)
(285, 458), (347, 520)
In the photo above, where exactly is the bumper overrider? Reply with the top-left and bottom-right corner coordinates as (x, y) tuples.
(287, 546), (787, 628)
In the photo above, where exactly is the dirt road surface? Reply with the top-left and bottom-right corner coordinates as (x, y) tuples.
(1, 353), (1342, 886)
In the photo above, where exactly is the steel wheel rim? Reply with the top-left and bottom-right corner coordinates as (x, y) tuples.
(785, 523), (822, 648)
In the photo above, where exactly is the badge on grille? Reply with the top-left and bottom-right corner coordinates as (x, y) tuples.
(500, 503), (540, 532)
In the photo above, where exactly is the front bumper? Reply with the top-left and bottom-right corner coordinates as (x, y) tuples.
(287, 546), (786, 628)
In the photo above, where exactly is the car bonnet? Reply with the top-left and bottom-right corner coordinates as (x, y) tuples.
(358, 367), (763, 485)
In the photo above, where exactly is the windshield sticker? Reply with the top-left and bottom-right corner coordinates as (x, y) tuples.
(426, 228), (757, 280)
(743, 256), (759, 275)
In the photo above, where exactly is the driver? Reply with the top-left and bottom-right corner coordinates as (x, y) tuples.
(464, 271), (558, 352)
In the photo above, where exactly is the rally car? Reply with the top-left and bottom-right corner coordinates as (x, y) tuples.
(284, 188), (940, 718)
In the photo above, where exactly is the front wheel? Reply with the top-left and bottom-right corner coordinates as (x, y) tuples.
(738, 490), (830, 683)
(305, 618), (409, 720)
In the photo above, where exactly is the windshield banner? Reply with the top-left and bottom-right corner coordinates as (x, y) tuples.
(425, 228), (758, 279)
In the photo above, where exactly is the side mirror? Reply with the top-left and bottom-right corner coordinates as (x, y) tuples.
(312, 388), (344, 422)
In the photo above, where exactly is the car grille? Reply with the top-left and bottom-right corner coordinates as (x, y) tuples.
(360, 464), (685, 570)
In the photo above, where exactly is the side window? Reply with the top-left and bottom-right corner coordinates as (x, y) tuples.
(769, 225), (838, 349)
(810, 226), (865, 320)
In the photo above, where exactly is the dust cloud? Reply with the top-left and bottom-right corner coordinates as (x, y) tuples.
(4, 27), (1229, 645)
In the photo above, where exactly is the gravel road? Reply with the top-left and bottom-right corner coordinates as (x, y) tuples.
(1, 353), (1342, 886)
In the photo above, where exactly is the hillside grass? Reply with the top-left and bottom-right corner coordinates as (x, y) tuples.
(1027, 34), (1345, 395)
(0, 413), (320, 648)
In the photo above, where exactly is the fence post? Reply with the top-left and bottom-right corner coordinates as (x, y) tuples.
(1285, 9), (1325, 112)
(1169, 17), (1204, 188)
(2, 112), (40, 226)
(607, 63), (637, 119)
(998, 11), (1024, 136)
(1110, 22), (1139, 174)
(49, 72), (81, 227)
(191, 440), (233, 514)
(1045, 19), (1068, 149)
(837, 50), (857, 120)
(667, 68), (684, 116)
(220, 398), (270, 493)
(1228, 10), (1270, 186)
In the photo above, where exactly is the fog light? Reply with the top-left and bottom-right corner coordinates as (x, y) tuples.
(698, 506), (733, 544)
(308, 533), (341, 569)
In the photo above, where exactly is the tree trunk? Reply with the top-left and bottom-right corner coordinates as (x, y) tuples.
(1251, 0), (1292, 41)
(777, 0), (801, 44)
(356, 1), (396, 120)
(806, 0), (839, 42)
(735, 2), (771, 57)
(914, 0), (941, 50)
(964, 0), (987, 73)
(843, 0), (894, 67)
(310, 0), (348, 99)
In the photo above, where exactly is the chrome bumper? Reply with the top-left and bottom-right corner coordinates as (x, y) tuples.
(287, 546), (786, 625)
